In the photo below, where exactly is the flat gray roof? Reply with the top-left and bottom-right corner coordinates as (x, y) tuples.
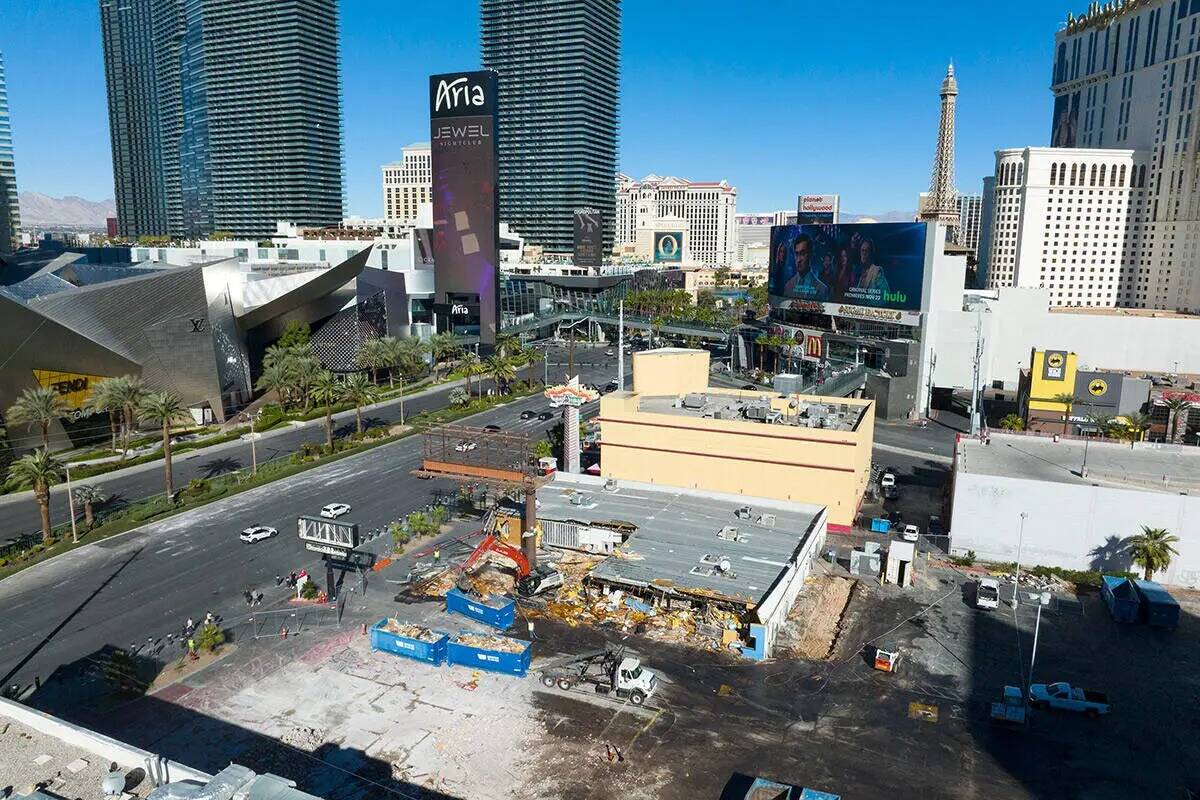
(638, 392), (863, 432)
(539, 476), (825, 607)
(959, 433), (1200, 492)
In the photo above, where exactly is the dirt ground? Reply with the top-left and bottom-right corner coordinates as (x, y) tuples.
(776, 575), (856, 659)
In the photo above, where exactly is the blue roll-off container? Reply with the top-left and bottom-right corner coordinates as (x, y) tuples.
(1133, 579), (1180, 628)
(446, 633), (532, 676)
(1100, 575), (1140, 623)
(870, 518), (891, 534)
(369, 619), (449, 665)
(445, 587), (516, 630)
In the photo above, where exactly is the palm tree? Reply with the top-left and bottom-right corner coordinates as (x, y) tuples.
(113, 376), (148, 456)
(291, 355), (322, 414)
(429, 332), (458, 380)
(486, 356), (516, 395)
(1087, 413), (1116, 439)
(73, 484), (105, 529)
(357, 337), (388, 384)
(1163, 396), (1192, 443)
(999, 414), (1025, 431)
(1051, 393), (1079, 436)
(255, 362), (294, 410)
(138, 391), (192, 499)
(461, 352), (484, 399)
(755, 333), (769, 372)
(309, 371), (341, 449)
(1127, 526), (1180, 580)
(87, 378), (126, 451)
(342, 372), (379, 435)
(516, 345), (539, 387)
(6, 386), (70, 451)
(495, 333), (520, 359)
(6, 449), (64, 542)
(1121, 411), (1151, 448)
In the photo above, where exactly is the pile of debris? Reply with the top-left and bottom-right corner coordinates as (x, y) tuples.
(774, 574), (856, 660)
(456, 633), (526, 653)
(419, 564), (516, 599)
(379, 620), (442, 643)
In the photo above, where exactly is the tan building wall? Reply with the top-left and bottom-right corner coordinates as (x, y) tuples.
(601, 349), (875, 528)
(630, 348), (710, 396)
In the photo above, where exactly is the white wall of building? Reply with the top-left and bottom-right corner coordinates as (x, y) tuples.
(616, 173), (737, 266)
(950, 465), (1200, 588)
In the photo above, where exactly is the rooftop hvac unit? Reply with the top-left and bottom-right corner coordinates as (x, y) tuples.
(683, 393), (706, 409)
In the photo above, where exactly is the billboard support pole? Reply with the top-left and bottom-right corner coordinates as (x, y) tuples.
(617, 300), (625, 391)
(970, 311), (983, 436)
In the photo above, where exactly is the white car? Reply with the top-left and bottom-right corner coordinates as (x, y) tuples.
(976, 578), (1001, 610)
(239, 525), (278, 543)
(880, 472), (897, 488)
(900, 524), (920, 543)
(605, 349), (615, 356)
(454, 440), (478, 452)
(320, 502), (351, 519)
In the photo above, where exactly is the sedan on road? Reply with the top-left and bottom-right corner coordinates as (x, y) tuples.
(483, 424), (502, 432)
(239, 525), (278, 543)
(320, 502), (352, 519)
(537, 411), (554, 421)
(520, 410), (535, 420)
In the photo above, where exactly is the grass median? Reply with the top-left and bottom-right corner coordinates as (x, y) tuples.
(0, 384), (542, 583)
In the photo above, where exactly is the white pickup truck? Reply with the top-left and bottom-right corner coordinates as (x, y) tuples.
(1028, 682), (1111, 717)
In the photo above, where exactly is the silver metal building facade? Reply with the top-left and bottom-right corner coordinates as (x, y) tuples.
(481, 0), (619, 254)
(0, 51), (22, 253)
(100, 0), (344, 239)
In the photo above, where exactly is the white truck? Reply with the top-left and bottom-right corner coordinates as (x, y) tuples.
(976, 578), (1001, 610)
(538, 647), (658, 705)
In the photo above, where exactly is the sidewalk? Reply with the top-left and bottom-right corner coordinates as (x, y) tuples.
(0, 375), (471, 507)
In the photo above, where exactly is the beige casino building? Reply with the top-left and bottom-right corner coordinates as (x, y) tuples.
(598, 348), (874, 529)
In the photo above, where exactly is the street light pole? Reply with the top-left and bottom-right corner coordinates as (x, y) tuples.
(65, 462), (78, 544)
(1011, 511), (1029, 608)
(1081, 428), (1090, 477)
(399, 375), (405, 425)
(250, 412), (259, 476)
(1029, 591), (1051, 681)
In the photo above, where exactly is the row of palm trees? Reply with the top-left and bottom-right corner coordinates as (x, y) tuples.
(5, 385), (193, 542)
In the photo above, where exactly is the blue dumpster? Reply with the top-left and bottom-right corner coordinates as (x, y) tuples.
(447, 633), (532, 676)
(369, 619), (449, 665)
(1133, 579), (1180, 628)
(446, 587), (516, 630)
(870, 517), (891, 534)
(1100, 576), (1140, 623)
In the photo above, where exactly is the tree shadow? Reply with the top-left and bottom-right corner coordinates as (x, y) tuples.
(196, 456), (242, 479)
(1088, 535), (1132, 573)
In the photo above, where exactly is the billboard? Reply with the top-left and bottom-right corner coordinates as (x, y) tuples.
(573, 209), (603, 268)
(796, 194), (840, 225)
(298, 515), (359, 552)
(653, 231), (683, 263)
(429, 70), (500, 346)
(771, 325), (824, 362)
(768, 222), (928, 314)
(414, 227), (436, 268)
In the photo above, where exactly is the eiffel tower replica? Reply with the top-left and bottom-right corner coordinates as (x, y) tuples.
(919, 63), (961, 232)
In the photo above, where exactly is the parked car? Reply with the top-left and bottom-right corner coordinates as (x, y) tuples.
(882, 485), (901, 501)
(605, 349), (615, 356)
(239, 525), (278, 543)
(740, 384), (757, 391)
(976, 578), (1001, 610)
(880, 471), (897, 488)
(900, 524), (920, 543)
(537, 411), (554, 421)
(320, 503), (351, 519)
(928, 515), (944, 537)
(1028, 682), (1111, 716)
(520, 410), (535, 420)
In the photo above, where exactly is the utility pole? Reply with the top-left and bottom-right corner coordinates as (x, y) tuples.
(250, 412), (258, 475)
(970, 311), (984, 436)
(617, 300), (625, 391)
(65, 462), (78, 544)
(925, 348), (937, 420)
(1011, 511), (1029, 608)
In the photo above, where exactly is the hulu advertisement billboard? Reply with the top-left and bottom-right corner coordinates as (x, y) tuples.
(768, 222), (927, 315)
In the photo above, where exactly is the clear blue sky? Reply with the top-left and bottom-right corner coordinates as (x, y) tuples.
(1, 0), (1068, 216)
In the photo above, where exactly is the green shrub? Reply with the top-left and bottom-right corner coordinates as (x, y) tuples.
(301, 580), (319, 600)
(186, 478), (211, 497)
(196, 622), (225, 653)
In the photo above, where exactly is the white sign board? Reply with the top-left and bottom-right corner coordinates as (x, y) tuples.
(298, 515), (358, 550)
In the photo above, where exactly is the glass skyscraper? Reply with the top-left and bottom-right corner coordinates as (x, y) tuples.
(100, 0), (344, 239)
(481, 0), (619, 255)
(0, 50), (20, 254)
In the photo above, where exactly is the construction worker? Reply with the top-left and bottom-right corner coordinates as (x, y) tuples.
(187, 637), (198, 661)
(433, 548), (441, 564)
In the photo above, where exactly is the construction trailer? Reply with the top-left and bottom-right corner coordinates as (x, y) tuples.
(537, 474), (830, 659)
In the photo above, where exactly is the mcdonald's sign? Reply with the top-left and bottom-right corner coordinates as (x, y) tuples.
(802, 331), (823, 361)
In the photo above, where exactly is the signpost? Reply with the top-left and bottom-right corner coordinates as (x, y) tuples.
(297, 516), (360, 601)
(545, 378), (600, 475)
